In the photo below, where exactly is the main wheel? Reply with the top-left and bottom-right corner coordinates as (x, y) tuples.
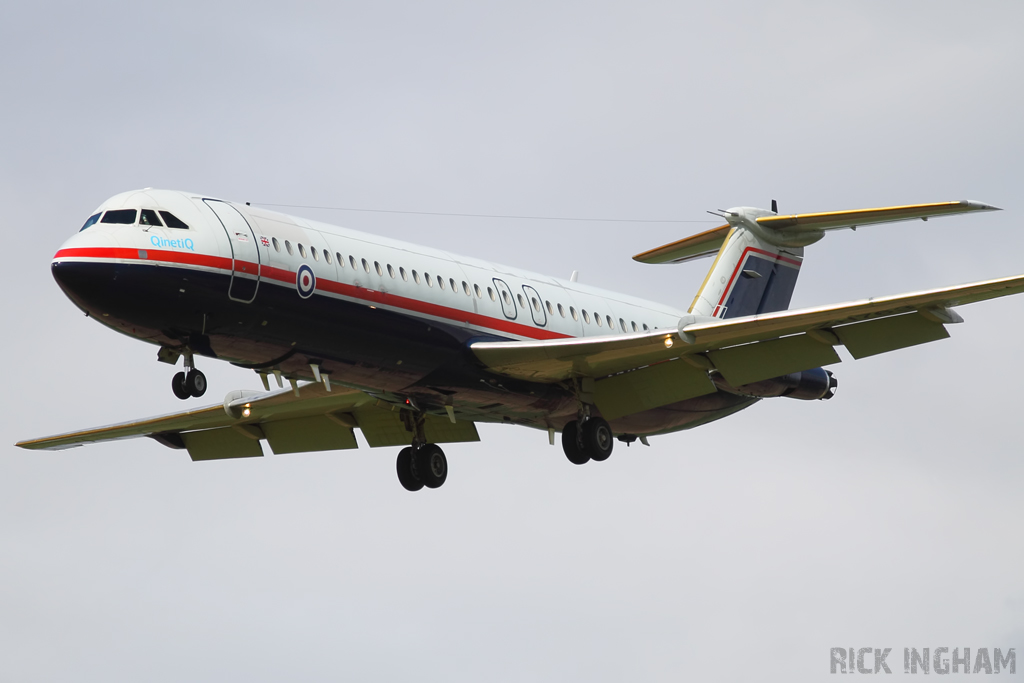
(561, 421), (590, 465)
(185, 369), (207, 398)
(582, 417), (614, 462)
(396, 447), (423, 492)
(171, 372), (190, 400)
(416, 444), (448, 489)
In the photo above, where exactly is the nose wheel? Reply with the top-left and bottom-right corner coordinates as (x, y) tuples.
(171, 368), (207, 400)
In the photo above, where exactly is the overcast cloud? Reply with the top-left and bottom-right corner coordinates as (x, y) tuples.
(1, 1), (1022, 681)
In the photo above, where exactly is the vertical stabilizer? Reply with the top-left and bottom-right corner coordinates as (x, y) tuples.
(688, 208), (804, 319)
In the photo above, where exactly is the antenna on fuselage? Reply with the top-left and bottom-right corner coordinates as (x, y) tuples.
(771, 199), (778, 214)
(570, 270), (579, 282)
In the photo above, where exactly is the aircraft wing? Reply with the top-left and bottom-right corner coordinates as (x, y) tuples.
(470, 273), (1024, 419)
(16, 381), (479, 460)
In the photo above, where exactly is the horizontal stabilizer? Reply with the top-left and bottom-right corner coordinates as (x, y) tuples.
(633, 200), (999, 265)
(633, 224), (731, 264)
(756, 200), (999, 233)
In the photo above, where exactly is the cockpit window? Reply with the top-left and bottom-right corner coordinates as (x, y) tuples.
(158, 211), (189, 229)
(79, 213), (101, 232)
(100, 209), (138, 224)
(139, 209), (164, 227)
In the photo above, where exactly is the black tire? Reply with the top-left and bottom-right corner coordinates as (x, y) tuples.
(396, 447), (423, 492)
(417, 444), (448, 489)
(583, 417), (614, 462)
(561, 421), (590, 465)
(171, 372), (190, 400)
(185, 369), (207, 398)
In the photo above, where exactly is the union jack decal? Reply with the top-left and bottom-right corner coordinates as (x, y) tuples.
(260, 236), (270, 247)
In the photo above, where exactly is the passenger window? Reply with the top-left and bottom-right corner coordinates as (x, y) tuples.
(642, 324), (650, 332)
(474, 284), (482, 298)
(570, 307), (578, 321)
(387, 264), (395, 278)
(362, 259), (370, 273)
(412, 270), (420, 284)
(532, 297), (540, 312)
(158, 211), (189, 229)
(545, 301), (553, 315)
(101, 209), (138, 225)
(449, 278), (457, 292)
(79, 213), (101, 231)
(298, 244), (307, 258)
(557, 303), (565, 317)
(595, 314), (602, 327)
(324, 251), (332, 264)
(437, 276), (445, 290)
(285, 240), (293, 255)
(425, 272), (433, 287)
(502, 291), (511, 305)
(139, 209), (163, 227)
(607, 316), (614, 329)
(400, 267), (408, 281)
(375, 262), (383, 276)
(463, 281), (471, 296)
(272, 237), (281, 252)
(349, 255), (357, 269)
(583, 310), (591, 324)
(488, 287), (496, 301)
(517, 293), (526, 307)
(619, 318), (626, 331)
(631, 321), (638, 332)
(336, 252), (344, 266)
(311, 247), (319, 261)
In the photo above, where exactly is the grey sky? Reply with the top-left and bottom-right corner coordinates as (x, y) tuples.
(2, 1), (1022, 680)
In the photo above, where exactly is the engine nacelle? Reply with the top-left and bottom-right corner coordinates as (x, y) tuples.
(713, 367), (837, 401)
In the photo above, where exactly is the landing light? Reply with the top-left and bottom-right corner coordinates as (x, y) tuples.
(664, 336), (674, 348)
(242, 407), (251, 418)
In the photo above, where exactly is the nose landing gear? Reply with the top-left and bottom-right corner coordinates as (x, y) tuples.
(171, 351), (207, 400)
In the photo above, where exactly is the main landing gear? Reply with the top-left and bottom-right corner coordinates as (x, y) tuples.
(396, 443), (448, 491)
(395, 409), (448, 491)
(561, 416), (614, 465)
(171, 351), (207, 400)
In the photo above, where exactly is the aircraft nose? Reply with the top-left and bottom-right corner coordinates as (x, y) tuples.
(50, 230), (119, 312)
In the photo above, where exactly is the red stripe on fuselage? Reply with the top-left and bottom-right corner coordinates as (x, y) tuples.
(53, 247), (571, 341)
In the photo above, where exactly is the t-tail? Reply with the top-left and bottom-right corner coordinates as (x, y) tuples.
(633, 199), (1001, 319)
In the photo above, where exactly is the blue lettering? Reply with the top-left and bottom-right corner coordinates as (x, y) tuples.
(148, 235), (196, 251)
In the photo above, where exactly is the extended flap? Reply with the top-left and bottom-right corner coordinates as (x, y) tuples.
(708, 334), (841, 387)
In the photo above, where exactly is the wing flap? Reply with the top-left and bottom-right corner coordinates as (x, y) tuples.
(594, 359), (717, 420)
(708, 334), (841, 387)
(834, 312), (949, 359)
(183, 428), (264, 461)
(263, 415), (359, 454)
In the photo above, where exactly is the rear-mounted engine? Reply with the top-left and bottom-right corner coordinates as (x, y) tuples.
(712, 367), (837, 401)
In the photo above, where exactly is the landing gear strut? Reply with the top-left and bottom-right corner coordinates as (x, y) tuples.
(561, 416), (614, 465)
(171, 351), (207, 400)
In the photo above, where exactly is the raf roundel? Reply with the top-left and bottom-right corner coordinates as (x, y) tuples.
(296, 264), (316, 299)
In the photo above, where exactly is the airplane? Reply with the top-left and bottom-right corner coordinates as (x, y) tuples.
(17, 190), (1024, 491)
